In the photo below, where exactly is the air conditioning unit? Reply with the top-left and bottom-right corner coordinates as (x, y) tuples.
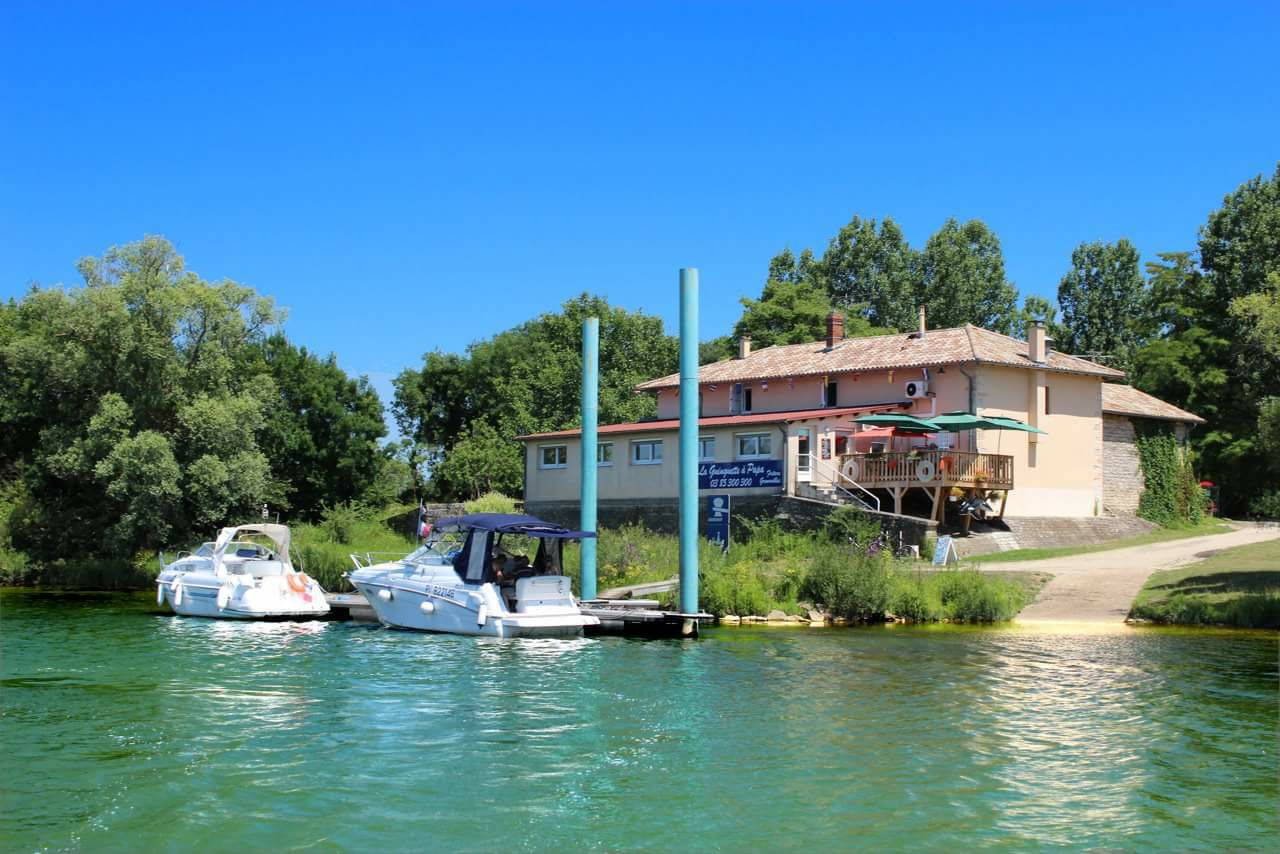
(904, 380), (929, 398)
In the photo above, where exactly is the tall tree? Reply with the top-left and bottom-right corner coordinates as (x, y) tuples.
(1132, 164), (1280, 514)
(814, 216), (919, 331)
(393, 294), (678, 500)
(1, 237), (288, 560)
(245, 334), (388, 520)
(918, 219), (1019, 333)
(1055, 239), (1146, 369)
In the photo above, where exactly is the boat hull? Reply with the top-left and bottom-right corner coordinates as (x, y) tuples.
(156, 576), (329, 620)
(349, 576), (596, 638)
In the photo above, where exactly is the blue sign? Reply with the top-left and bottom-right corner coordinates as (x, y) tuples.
(706, 494), (730, 553)
(699, 459), (784, 490)
(932, 535), (958, 566)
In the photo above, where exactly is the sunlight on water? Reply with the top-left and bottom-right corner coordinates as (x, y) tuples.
(1, 590), (1275, 851)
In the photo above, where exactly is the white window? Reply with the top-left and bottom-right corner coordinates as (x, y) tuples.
(597, 442), (614, 466)
(736, 432), (773, 459)
(699, 436), (716, 461)
(539, 445), (567, 469)
(631, 439), (663, 465)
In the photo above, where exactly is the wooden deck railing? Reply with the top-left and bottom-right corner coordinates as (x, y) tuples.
(836, 450), (1014, 490)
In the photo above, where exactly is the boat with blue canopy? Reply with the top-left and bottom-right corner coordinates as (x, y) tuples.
(347, 513), (600, 637)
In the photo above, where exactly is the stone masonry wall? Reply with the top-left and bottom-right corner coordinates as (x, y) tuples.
(1102, 414), (1143, 516)
(526, 496), (938, 548)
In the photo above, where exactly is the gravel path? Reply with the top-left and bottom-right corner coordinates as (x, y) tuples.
(978, 524), (1280, 624)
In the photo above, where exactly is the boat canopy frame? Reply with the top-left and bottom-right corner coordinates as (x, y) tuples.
(211, 523), (293, 575)
(440, 514), (595, 585)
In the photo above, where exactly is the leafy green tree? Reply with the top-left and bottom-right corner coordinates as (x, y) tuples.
(394, 294), (677, 500)
(699, 335), (736, 365)
(1, 237), (388, 570)
(431, 422), (523, 500)
(1016, 295), (1061, 339)
(246, 334), (387, 519)
(1132, 165), (1280, 513)
(1055, 239), (1146, 369)
(734, 277), (836, 348)
(918, 219), (1019, 333)
(814, 216), (919, 330)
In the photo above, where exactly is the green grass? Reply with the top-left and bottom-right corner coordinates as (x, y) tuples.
(969, 519), (1232, 564)
(1129, 538), (1280, 629)
(292, 503), (417, 592)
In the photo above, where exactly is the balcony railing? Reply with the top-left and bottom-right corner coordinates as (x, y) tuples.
(836, 450), (1014, 490)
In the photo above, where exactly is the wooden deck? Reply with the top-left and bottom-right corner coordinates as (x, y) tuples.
(836, 450), (1014, 520)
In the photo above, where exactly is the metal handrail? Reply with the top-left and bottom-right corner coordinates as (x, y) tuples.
(348, 550), (415, 570)
(809, 457), (881, 512)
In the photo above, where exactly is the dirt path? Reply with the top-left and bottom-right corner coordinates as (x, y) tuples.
(979, 524), (1280, 624)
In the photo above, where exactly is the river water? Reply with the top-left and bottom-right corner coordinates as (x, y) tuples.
(1, 591), (1275, 851)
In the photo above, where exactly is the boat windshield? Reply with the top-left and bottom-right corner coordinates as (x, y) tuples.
(193, 543), (216, 557)
(403, 532), (465, 564)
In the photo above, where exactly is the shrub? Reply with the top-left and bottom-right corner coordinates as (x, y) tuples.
(823, 505), (881, 546)
(1249, 489), (1280, 520)
(888, 573), (943, 622)
(464, 491), (519, 515)
(319, 501), (366, 545)
(932, 568), (1025, 622)
(801, 544), (891, 621)
(701, 561), (773, 617)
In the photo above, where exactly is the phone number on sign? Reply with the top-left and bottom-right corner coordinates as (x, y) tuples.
(707, 477), (759, 488)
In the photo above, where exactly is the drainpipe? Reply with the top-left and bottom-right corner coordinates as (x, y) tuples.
(958, 363), (976, 452)
(678, 269), (699, 617)
(579, 317), (599, 601)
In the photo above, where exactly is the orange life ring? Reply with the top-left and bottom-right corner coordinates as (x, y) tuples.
(286, 572), (310, 593)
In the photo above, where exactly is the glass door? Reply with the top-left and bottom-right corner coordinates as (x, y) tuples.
(797, 429), (812, 482)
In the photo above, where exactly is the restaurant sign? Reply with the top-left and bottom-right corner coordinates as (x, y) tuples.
(699, 460), (784, 490)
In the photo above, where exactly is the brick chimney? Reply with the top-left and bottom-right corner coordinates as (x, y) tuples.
(826, 312), (845, 349)
(1029, 321), (1047, 363)
(737, 335), (751, 359)
(918, 305), (927, 334)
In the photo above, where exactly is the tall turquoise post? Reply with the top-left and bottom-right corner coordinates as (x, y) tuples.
(579, 317), (599, 601)
(678, 268), (699, 615)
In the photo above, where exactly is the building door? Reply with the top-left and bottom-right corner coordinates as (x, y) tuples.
(797, 429), (812, 483)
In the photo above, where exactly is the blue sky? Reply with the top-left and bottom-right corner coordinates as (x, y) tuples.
(3, 1), (1277, 419)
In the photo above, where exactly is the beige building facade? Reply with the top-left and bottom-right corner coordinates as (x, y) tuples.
(519, 313), (1203, 521)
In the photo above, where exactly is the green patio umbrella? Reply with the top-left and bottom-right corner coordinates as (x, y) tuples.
(853, 413), (942, 432)
(981, 415), (1048, 434)
(928, 411), (999, 431)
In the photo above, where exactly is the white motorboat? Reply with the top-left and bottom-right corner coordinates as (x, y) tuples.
(156, 523), (329, 619)
(347, 513), (599, 638)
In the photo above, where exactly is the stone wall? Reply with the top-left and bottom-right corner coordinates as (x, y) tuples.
(524, 494), (936, 547)
(527, 496), (938, 548)
(526, 496), (781, 535)
(775, 497), (937, 548)
(953, 514), (1157, 557)
(1102, 414), (1143, 515)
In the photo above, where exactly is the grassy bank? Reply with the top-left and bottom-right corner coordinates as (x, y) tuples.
(565, 515), (1034, 623)
(970, 519), (1232, 564)
(1129, 539), (1280, 629)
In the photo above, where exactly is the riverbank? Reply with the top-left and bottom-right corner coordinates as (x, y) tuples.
(1129, 538), (1280, 629)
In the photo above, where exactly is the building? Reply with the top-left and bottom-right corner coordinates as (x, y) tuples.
(519, 309), (1202, 522)
(1100, 383), (1204, 516)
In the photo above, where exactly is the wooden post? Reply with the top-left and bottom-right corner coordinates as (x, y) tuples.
(891, 486), (905, 516)
(998, 490), (1009, 519)
(930, 486), (943, 522)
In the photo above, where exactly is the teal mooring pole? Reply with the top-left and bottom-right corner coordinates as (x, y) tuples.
(579, 317), (599, 601)
(678, 268), (699, 615)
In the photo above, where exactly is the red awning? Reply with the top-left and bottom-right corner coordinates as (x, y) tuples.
(517, 402), (909, 440)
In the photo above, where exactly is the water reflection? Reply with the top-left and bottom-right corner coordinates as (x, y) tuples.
(1, 590), (1275, 852)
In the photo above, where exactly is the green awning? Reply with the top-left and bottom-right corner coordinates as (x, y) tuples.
(928, 411), (995, 431)
(853, 413), (942, 432)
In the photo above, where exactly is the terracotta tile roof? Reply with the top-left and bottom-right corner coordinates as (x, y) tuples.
(635, 324), (1125, 390)
(1102, 384), (1205, 424)
(516, 403), (906, 441)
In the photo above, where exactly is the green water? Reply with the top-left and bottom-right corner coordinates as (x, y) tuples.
(1, 591), (1276, 852)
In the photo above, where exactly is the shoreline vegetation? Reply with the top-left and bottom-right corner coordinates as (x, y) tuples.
(1129, 539), (1280, 630)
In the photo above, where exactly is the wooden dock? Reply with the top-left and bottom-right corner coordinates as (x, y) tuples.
(323, 591), (712, 637)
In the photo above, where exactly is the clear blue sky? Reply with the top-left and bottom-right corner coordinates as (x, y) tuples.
(3, 1), (1277, 418)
